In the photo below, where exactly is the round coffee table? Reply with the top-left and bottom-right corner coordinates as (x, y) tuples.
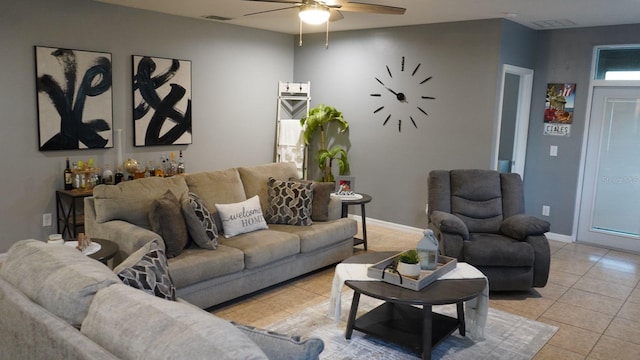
(342, 252), (486, 360)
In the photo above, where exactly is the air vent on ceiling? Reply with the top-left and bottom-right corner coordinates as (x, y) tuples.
(202, 15), (233, 21)
(531, 19), (578, 29)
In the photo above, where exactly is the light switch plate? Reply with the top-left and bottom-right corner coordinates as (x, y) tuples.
(550, 145), (558, 157)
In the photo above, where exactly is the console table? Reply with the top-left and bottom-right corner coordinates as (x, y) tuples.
(56, 189), (93, 240)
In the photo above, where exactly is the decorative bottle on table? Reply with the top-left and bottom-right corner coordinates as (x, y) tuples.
(417, 229), (439, 270)
(64, 157), (73, 190)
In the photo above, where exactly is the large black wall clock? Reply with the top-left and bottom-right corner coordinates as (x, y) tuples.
(370, 56), (435, 132)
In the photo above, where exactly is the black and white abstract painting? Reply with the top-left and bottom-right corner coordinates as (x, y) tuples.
(35, 46), (113, 151)
(132, 55), (192, 146)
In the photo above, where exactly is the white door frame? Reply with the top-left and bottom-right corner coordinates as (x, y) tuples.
(493, 64), (534, 177)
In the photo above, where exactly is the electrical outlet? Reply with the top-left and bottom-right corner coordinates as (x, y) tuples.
(43, 213), (52, 227)
(550, 145), (558, 157)
(542, 205), (550, 217)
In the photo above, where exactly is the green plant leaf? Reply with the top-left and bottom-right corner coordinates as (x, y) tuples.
(301, 104), (350, 181)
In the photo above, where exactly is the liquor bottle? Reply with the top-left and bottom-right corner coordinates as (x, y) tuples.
(177, 150), (185, 174)
(169, 152), (177, 176)
(115, 167), (124, 184)
(64, 157), (73, 190)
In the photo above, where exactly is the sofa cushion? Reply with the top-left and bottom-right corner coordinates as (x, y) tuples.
(220, 230), (300, 269)
(265, 177), (313, 226)
(181, 192), (218, 250)
(149, 190), (189, 257)
(81, 284), (268, 360)
(237, 162), (300, 215)
(290, 179), (334, 222)
(0, 239), (120, 327)
(185, 168), (247, 231)
(167, 244), (245, 288)
(114, 240), (176, 301)
(232, 322), (324, 360)
(93, 176), (189, 229)
(268, 218), (358, 253)
(215, 195), (269, 238)
(464, 234), (535, 267)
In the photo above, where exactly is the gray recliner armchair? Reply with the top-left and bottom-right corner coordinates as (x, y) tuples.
(427, 169), (551, 291)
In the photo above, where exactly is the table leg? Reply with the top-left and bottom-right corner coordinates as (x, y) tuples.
(457, 302), (466, 336)
(345, 291), (361, 339)
(422, 305), (433, 360)
(360, 203), (368, 250)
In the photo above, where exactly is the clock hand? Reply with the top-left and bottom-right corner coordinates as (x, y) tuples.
(375, 77), (407, 103)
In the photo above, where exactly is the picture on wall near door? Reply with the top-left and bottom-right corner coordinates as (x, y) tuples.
(544, 83), (575, 137)
(132, 55), (192, 146)
(35, 46), (113, 151)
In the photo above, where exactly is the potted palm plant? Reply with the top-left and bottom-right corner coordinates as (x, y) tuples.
(396, 250), (421, 279)
(300, 104), (349, 182)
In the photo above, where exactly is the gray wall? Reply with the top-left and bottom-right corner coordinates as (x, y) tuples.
(3, 0), (639, 252)
(0, 0), (293, 252)
(525, 23), (640, 235)
(294, 20), (504, 227)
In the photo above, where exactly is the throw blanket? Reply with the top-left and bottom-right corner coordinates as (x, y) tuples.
(328, 262), (489, 340)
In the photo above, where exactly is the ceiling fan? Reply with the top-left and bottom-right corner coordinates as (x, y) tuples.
(243, 1), (406, 47)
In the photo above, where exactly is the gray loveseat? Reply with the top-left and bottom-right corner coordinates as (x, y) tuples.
(84, 162), (358, 308)
(0, 239), (325, 360)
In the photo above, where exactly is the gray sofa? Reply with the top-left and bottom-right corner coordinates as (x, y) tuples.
(84, 162), (358, 308)
(0, 239), (325, 360)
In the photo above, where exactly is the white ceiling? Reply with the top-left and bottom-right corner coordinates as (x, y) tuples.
(96, 0), (640, 35)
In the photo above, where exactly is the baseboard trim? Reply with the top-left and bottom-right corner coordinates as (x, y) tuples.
(545, 232), (573, 243)
(347, 215), (424, 236)
(347, 215), (574, 244)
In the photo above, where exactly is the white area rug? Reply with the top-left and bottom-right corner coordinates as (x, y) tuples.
(267, 291), (557, 360)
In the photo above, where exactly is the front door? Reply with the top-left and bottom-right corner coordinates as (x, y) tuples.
(577, 87), (640, 252)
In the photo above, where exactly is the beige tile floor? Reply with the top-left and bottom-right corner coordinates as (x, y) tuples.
(211, 223), (640, 359)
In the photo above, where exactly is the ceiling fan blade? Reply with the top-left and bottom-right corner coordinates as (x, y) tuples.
(243, 0), (303, 4)
(337, 1), (406, 15)
(329, 9), (344, 22)
(244, 5), (299, 17)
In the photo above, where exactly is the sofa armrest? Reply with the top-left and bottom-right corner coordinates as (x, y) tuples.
(85, 197), (161, 266)
(326, 196), (342, 221)
(232, 322), (324, 360)
(428, 223), (465, 260)
(429, 211), (469, 239)
(500, 214), (550, 240)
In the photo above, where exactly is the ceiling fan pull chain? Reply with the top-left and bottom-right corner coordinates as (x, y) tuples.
(299, 19), (303, 46)
(325, 18), (329, 49)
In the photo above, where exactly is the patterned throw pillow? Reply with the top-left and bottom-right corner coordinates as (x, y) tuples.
(265, 177), (313, 226)
(181, 192), (218, 250)
(289, 178), (334, 221)
(114, 240), (176, 301)
(214, 195), (269, 238)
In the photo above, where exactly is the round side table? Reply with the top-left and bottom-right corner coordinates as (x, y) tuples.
(340, 193), (372, 250)
(88, 238), (118, 265)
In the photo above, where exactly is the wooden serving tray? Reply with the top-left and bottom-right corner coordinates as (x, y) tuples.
(367, 252), (457, 291)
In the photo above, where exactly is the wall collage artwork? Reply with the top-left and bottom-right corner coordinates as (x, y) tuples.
(35, 46), (192, 151)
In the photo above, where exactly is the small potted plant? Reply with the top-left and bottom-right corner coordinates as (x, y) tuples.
(396, 249), (421, 279)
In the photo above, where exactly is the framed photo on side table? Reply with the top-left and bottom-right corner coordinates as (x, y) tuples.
(335, 176), (355, 195)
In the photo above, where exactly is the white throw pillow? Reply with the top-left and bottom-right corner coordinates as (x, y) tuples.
(214, 195), (268, 238)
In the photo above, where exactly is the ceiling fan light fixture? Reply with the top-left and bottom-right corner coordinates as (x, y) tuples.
(298, 4), (330, 25)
